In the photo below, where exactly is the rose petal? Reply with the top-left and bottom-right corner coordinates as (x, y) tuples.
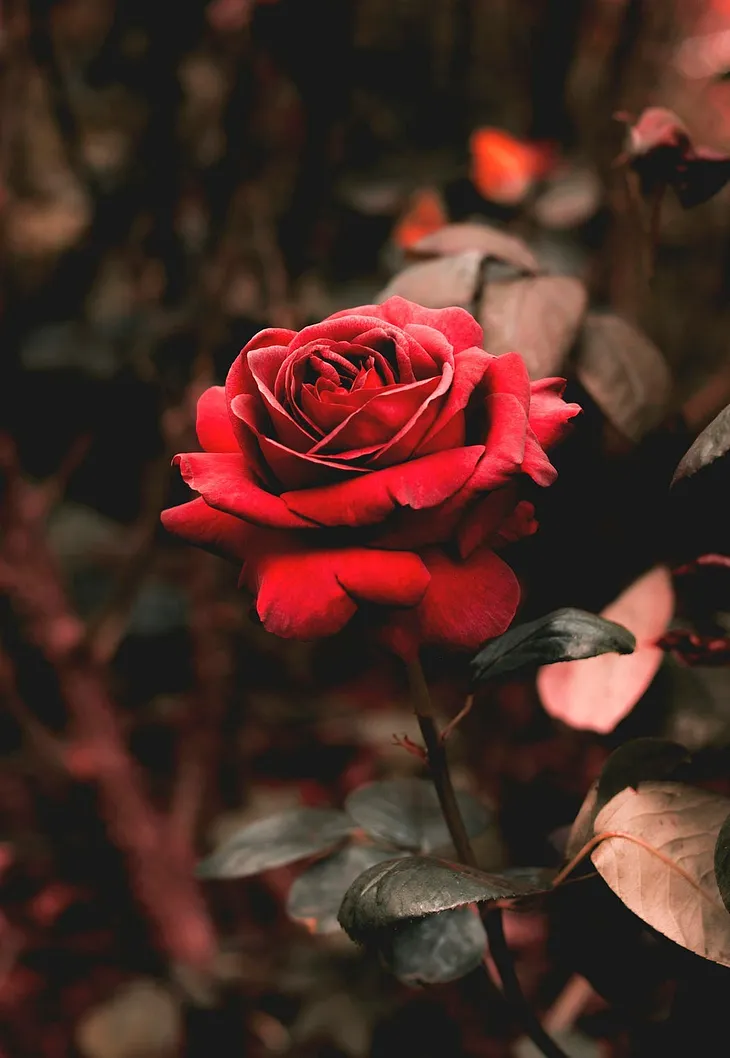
(468, 393), (528, 490)
(456, 486), (521, 559)
(486, 351), (532, 412)
(196, 386), (240, 453)
(173, 452), (315, 528)
(382, 545), (520, 654)
(327, 296), (484, 354)
(257, 434), (370, 489)
(521, 427), (558, 486)
(415, 347), (491, 455)
(244, 543), (430, 639)
(281, 445), (484, 527)
(314, 374), (448, 463)
(248, 347), (318, 453)
(528, 377), (581, 449)
(161, 498), (253, 560)
(489, 499), (538, 549)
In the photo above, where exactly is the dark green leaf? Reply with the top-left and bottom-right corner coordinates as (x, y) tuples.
(196, 808), (354, 879)
(338, 855), (549, 944)
(471, 608), (636, 684)
(714, 812), (730, 915)
(672, 403), (730, 485)
(344, 778), (490, 853)
(286, 843), (400, 934)
(382, 907), (487, 986)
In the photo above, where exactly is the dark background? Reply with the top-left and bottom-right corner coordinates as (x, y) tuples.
(3, 1), (730, 1056)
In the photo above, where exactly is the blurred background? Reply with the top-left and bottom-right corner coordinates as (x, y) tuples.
(4, 1), (730, 1056)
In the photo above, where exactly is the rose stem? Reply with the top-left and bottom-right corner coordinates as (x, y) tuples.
(407, 656), (570, 1058)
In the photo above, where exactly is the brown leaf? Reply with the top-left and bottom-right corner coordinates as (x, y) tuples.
(378, 250), (482, 309)
(531, 168), (602, 230)
(76, 980), (181, 1058)
(566, 782), (599, 861)
(576, 314), (672, 442)
(537, 567), (675, 733)
(591, 782), (730, 967)
(478, 275), (587, 380)
(410, 222), (539, 274)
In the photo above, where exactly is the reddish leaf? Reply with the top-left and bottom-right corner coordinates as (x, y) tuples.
(659, 629), (730, 667)
(618, 107), (730, 208)
(537, 567), (675, 733)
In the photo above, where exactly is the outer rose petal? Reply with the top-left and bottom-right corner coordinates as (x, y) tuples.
(456, 486), (521, 559)
(173, 452), (314, 529)
(486, 351), (531, 413)
(196, 386), (239, 453)
(468, 393), (528, 490)
(161, 498), (253, 561)
(489, 500), (538, 549)
(244, 543), (430, 639)
(281, 445), (484, 527)
(326, 296), (484, 354)
(528, 377), (581, 449)
(382, 545), (520, 656)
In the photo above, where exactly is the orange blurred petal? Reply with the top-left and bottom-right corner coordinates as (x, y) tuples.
(392, 188), (448, 250)
(469, 127), (555, 204)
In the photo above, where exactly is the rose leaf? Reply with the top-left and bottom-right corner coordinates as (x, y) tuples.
(672, 402), (730, 485)
(591, 782), (730, 967)
(565, 739), (691, 861)
(537, 566), (675, 734)
(576, 313), (671, 443)
(196, 807), (354, 879)
(378, 250), (483, 309)
(478, 274), (587, 380)
(337, 855), (552, 944)
(286, 843), (401, 934)
(471, 607), (635, 685)
(714, 813), (730, 915)
(381, 906), (488, 986)
(410, 222), (540, 274)
(344, 777), (491, 854)
(531, 167), (602, 230)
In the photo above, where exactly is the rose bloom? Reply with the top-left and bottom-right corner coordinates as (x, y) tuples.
(162, 297), (579, 656)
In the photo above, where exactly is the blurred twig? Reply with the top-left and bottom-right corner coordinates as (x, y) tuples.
(0, 436), (216, 972)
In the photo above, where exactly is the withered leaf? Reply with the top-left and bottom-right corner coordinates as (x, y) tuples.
(672, 402), (730, 485)
(410, 222), (539, 274)
(479, 275), (587, 380)
(576, 313), (671, 442)
(565, 739), (690, 861)
(531, 168), (602, 230)
(378, 250), (482, 309)
(344, 777), (490, 854)
(471, 607), (635, 685)
(196, 808), (354, 879)
(592, 782), (730, 967)
(338, 855), (549, 944)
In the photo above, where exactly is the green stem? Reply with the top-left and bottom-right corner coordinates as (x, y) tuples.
(407, 657), (569, 1058)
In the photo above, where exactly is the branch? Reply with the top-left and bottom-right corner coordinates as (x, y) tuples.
(0, 438), (216, 971)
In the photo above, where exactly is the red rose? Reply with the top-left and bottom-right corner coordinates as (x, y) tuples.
(161, 296), (579, 655)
